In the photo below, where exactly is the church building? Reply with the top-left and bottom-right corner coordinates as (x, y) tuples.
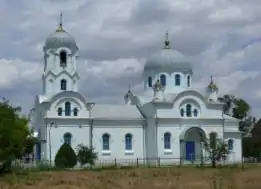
(30, 16), (242, 166)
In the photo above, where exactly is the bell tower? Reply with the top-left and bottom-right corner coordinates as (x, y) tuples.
(42, 13), (79, 97)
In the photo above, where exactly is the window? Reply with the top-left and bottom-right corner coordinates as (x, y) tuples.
(60, 79), (67, 90)
(58, 107), (62, 116)
(125, 133), (132, 150)
(186, 104), (192, 117)
(228, 139), (234, 150)
(175, 74), (181, 86)
(187, 75), (191, 87)
(65, 102), (71, 116)
(164, 132), (171, 149)
(160, 74), (166, 86)
(73, 108), (78, 116)
(102, 134), (110, 150)
(180, 108), (184, 117)
(63, 133), (72, 145)
(193, 109), (198, 117)
(148, 76), (152, 87)
(60, 51), (67, 67)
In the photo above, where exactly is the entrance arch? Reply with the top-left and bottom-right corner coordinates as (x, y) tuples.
(180, 127), (206, 161)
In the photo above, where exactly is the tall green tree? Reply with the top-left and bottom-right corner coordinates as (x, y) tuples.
(0, 97), (37, 175)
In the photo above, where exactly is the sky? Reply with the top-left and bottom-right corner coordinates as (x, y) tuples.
(0, 0), (261, 118)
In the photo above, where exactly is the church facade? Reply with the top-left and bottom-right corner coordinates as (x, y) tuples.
(30, 18), (242, 166)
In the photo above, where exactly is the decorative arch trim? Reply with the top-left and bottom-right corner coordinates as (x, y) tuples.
(179, 127), (207, 140)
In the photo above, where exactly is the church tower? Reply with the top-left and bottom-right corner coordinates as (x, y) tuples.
(42, 13), (79, 97)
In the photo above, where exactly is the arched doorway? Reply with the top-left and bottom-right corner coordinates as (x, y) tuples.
(180, 127), (206, 161)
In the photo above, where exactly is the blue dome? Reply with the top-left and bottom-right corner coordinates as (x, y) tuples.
(44, 25), (78, 53)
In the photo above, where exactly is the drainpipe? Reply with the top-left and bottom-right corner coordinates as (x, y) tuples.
(87, 103), (95, 169)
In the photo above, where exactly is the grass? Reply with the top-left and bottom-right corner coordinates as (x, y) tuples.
(0, 164), (261, 189)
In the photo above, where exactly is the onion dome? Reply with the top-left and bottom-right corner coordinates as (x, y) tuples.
(44, 13), (78, 53)
(144, 31), (192, 73)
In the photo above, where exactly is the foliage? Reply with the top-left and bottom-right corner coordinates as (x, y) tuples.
(54, 143), (77, 168)
(220, 94), (255, 135)
(76, 144), (98, 167)
(0, 97), (38, 175)
(202, 132), (230, 168)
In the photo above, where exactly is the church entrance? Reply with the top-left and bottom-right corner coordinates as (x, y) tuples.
(180, 127), (206, 162)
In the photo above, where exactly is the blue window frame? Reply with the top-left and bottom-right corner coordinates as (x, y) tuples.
(63, 133), (72, 145)
(160, 74), (166, 86)
(61, 79), (67, 90)
(186, 104), (192, 117)
(180, 108), (184, 117)
(125, 133), (132, 150)
(148, 76), (152, 87)
(164, 132), (171, 149)
(193, 109), (198, 117)
(102, 134), (110, 150)
(187, 75), (191, 87)
(58, 107), (62, 116)
(73, 108), (78, 116)
(65, 102), (71, 116)
(228, 139), (234, 150)
(175, 74), (181, 86)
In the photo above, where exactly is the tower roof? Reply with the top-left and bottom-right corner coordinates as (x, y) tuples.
(44, 13), (78, 53)
(144, 31), (192, 73)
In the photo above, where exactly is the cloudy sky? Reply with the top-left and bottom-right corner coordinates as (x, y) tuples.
(0, 0), (261, 118)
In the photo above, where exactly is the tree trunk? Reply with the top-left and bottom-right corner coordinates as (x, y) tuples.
(211, 159), (216, 168)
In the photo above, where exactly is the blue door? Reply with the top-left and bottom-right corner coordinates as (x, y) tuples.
(36, 143), (41, 161)
(186, 141), (195, 160)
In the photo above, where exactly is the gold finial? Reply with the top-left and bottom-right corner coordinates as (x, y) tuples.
(56, 12), (64, 32)
(208, 74), (217, 90)
(164, 30), (170, 49)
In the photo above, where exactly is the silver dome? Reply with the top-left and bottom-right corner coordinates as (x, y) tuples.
(44, 24), (78, 54)
(144, 35), (192, 73)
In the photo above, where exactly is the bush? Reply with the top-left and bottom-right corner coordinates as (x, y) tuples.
(76, 144), (98, 167)
(54, 143), (77, 168)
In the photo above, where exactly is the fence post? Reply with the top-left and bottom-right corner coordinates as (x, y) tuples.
(114, 158), (117, 167)
(136, 158), (139, 167)
(157, 157), (161, 167)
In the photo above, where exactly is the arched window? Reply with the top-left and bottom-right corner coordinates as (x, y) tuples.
(175, 74), (181, 86)
(60, 51), (67, 67)
(63, 133), (72, 145)
(187, 75), (191, 87)
(58, 107), (62, 116)
(209, 132), (217, 149)
(65, 102), (71, 116)
(60, 79), (67, 90)
(125, 133), (132, 150)
(164, 132), (171, 149)
(193, 109), (198, 117)
(160, 74), (166, 86)
(228, 139), (234, 151)
(186, 104), (192, 117)
(102, 134), (110, 150)
(180, 108), (184, 117)
(73, 108), (78, 116)
(148, 76), (152, 87)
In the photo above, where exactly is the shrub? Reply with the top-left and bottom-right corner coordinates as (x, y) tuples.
(76, 144), (98, 167)
(54, 143), (77, 168)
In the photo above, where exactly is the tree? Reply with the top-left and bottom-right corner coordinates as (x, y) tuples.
(76, 144), (98, 167)
(202, 132), (230, 168)
(0, 97), (37, 175)
(54, 143), (77, 168)
(220, 94), (254, 135)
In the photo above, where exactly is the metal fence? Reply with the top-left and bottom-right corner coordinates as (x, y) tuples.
(12, 156), (250, 170)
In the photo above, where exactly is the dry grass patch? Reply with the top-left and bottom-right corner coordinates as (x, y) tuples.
(0, 166), (261, 189)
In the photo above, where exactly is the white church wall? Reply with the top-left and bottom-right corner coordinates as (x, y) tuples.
(92, 124), (144, 164)
(46, 124), (90, 164)
(157, 123), (181, 165)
